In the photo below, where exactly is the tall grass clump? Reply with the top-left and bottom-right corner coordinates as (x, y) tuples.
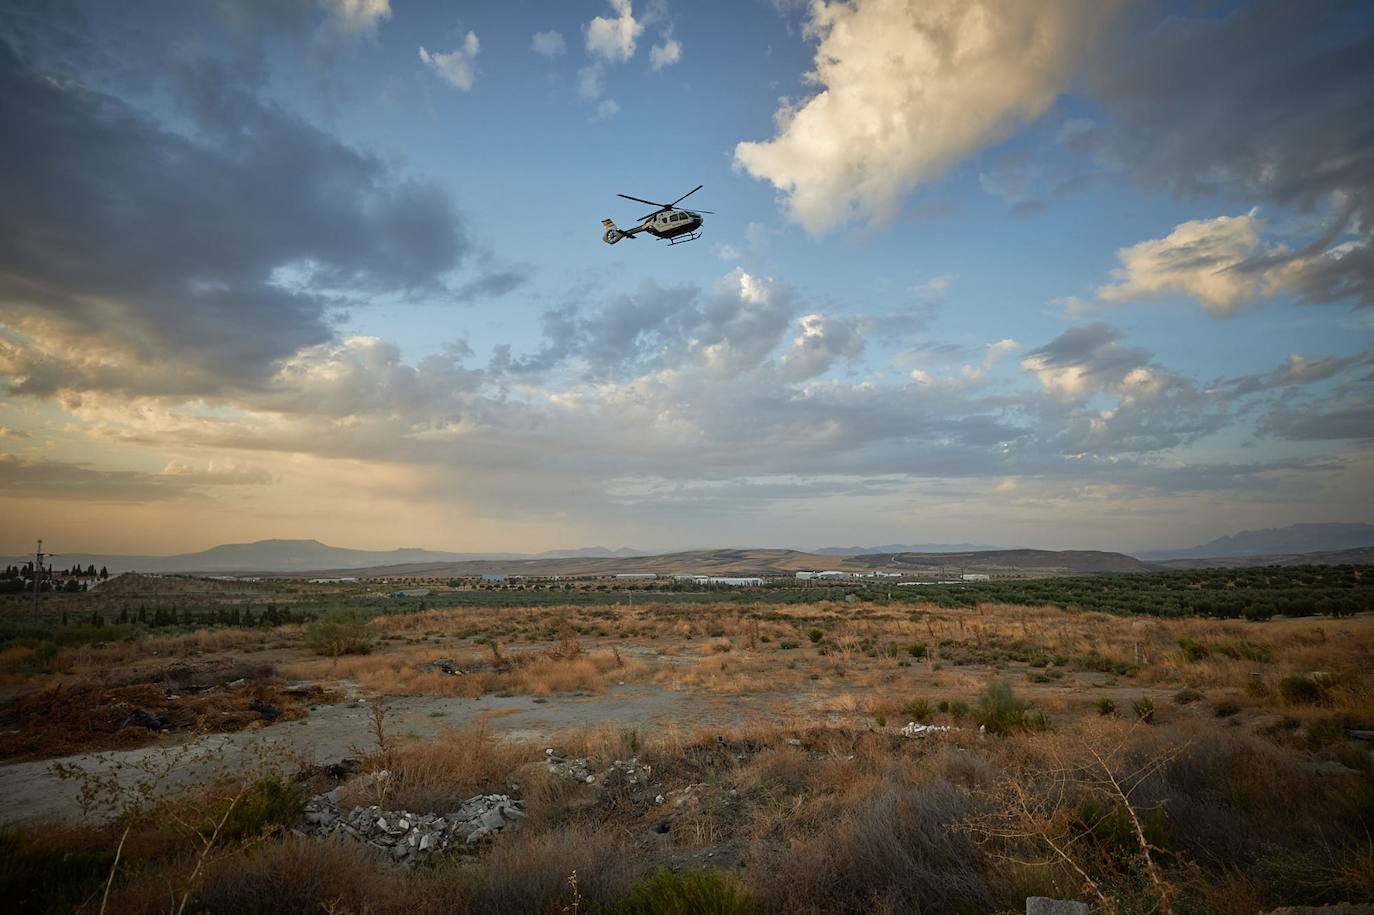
(607, 868), (756, 915)
(977, 680), (1028, 735)
(306, 609), (374, 656)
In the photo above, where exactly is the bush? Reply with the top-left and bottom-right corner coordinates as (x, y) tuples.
(903, 698), (932, 722)
(217, 778), (306, 845)
(607, 868), (756, 915)
(976, 681), (1027, 736)
(1173, 688), (1204, 705)
(906, 642), (927, 658)
(807, 628), (824, 644)
(1133, 697), (1155, 723)
(305, 609), (374, 656)
(1096, 698), (1117, 717)
(1279, 674), (1330, 705)
(1178, 638), (1209, 663)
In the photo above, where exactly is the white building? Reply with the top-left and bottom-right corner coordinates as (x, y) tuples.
(614, 573), (658, 580)
(703, 577), (763, 587)
(816, 570), (851, 580)
(961, 573), (991, 581)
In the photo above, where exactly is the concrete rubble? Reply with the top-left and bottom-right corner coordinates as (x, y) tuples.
(542, 747), (651, 786)
(298, 788), (526, 863)
(900, 722), (953, 738)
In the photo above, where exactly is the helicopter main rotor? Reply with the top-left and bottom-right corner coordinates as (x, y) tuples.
(617, 185), (714, 222)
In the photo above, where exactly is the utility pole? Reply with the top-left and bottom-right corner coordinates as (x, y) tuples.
(31, 539), (44, 624)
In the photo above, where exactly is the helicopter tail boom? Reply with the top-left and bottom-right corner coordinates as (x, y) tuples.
(601, 218), (637, 244)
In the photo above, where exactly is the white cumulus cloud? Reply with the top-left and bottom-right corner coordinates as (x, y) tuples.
(1098, 211), (1273, 316)
(321, 0), (391, 37)
(586, 0), (644, 63)
(649, 36), (682, 70)
(420, 32), (480, 92)
(734, 0), (1122, 235)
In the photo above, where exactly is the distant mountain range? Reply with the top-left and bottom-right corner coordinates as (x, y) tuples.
(1137, 523), (1374, 560)
(8, 523), (1370, 577)
(812, 542), (1011, 555)
(2, 539), (650, 575)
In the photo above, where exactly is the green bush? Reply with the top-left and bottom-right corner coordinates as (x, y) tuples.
(306, 609), (374, 656)
(906, 641), (927, 658)
(807, 628), (824, 644)
(1095, 697), (1117, 717)
(216, 778), (307, 845)
(1279, 674), (1330, 705)
(976, 681), (1027, 735)
(607, 868), (756, 915)
(1133, 697), (1155, 723)
(903, 698), (932, 722)
(1177, 638), (1209, 663)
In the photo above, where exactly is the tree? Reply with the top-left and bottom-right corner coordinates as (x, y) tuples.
(100, 566), (109, 580)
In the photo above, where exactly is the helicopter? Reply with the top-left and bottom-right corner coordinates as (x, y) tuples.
(601, 185), (713, 246)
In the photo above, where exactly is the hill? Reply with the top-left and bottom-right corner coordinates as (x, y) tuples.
(274, 547), (1150, 579)
(1, 540), (650, 575)
(1139, 522), (1374, 560)
(1154, 545), (1374, 569)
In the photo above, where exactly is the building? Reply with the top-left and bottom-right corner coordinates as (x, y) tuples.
(389, 587), (430, 598)
(702, 577), (763, 587)
(614, 573), (657, 580)
(481, 574), (507, 583)
(816, 570), (851, 580)
(961, 573), (991, 581)
(310, 577), (357, 584)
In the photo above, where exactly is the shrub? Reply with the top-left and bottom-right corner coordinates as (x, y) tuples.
(807, 628), (824, 644)
(903, 698), (932, 723)
(1096, 698), (1117, 717)
(906, 642), (927, 658)
(1133, 697), (1155, 723)
(1178, 638), (1209, 662)
(1213, 700), (1241, 718)
(948, 700), (970, 721)
(216, 778), (306, 845)
(1173, 688), (1204, 705)
(1279, 674), (1330, 705)
(607, 868), (756, 915)
(306, 609), (374, 656)
(976, 681), (1027, 736)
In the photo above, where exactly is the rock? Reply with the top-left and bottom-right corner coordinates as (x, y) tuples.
(466, 826), (495, 845)
(1026, 899), (1090, 915)
(786, 738), (802, 746)
(250, 698), (280, 721)
(899, 722), (952, 738)
(116, 709), (167, 732)
(655, 794), (665, 804)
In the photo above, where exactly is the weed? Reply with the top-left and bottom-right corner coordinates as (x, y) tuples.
(305, 610), (374, 656)
(606, 868), (757, 915)
(977, 681), (1028, 735)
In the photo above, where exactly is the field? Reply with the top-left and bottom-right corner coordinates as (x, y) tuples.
(0, 568), (1371, 914)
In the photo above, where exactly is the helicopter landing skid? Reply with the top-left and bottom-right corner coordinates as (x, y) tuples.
(664, 231), (701, 246)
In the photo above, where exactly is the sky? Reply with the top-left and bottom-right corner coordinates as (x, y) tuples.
(1, 0), (1372, 557)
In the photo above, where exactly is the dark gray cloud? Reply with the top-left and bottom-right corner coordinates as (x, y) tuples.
(1261, 402), (1374, 442)
(0, 453), (205, 502)
(1087, 1), (1374, 305)
(0, 21), (491, 399)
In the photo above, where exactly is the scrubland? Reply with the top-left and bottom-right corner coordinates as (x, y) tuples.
(1, 580), (1372, 913)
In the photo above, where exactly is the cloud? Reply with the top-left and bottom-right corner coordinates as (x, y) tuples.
(0, 454), (203, 502)
(0, 426), (31, 439)
(1261, 402), (1374, 443)
(1098, 212), (1271, 315)
(159, 460), (274, 485)
(594, 99), (621, 120)
(586, 0), (644, 63)
(531, 30), (566, 57)
(321, 0), (391, 37)
(778, 313), (866, 381)
(1020, 323), (1151, 399)
(1083, 2), (1374, 305)
(420, 32), (480, 92)
(1098, 210), (1373, 314)
(649, 35), (682, 70)
(0, 36), (473, 400)
(577, 65), (604, 100)
(734, 0), (1122, 234)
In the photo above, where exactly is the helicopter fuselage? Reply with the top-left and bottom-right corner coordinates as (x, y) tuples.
(603, 185), (711, 246)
